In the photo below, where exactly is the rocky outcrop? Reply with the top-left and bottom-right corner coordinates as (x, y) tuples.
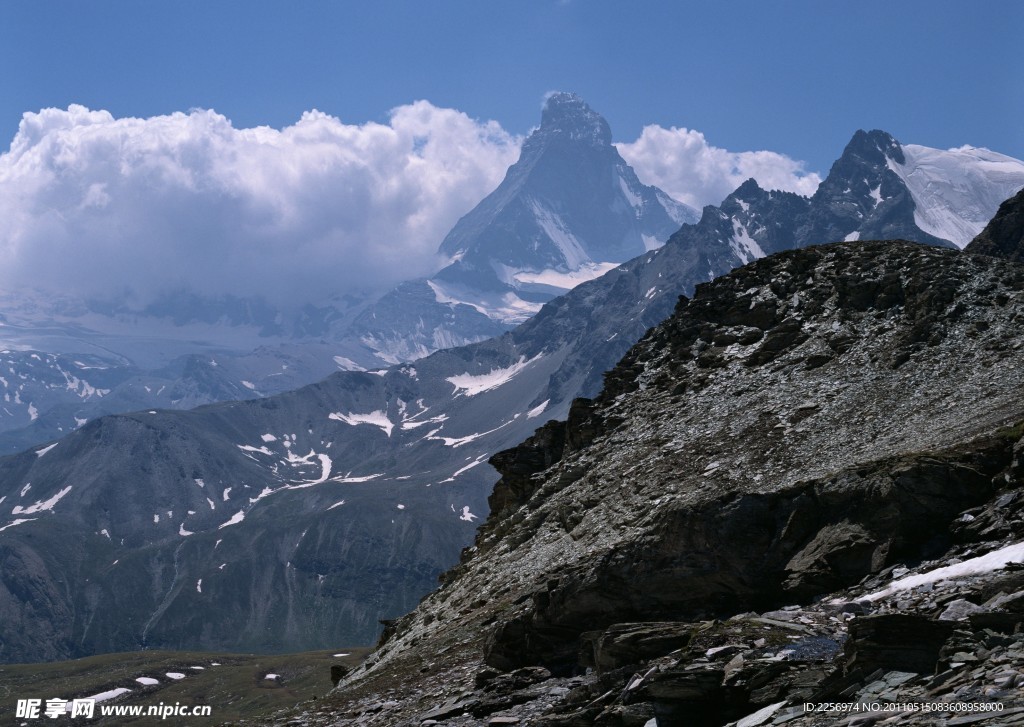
(966, 188), (1024, 262)
(259, 239), (1024, 726)
(479, 431), (1019, 676)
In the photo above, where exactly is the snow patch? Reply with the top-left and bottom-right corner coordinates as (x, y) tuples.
(328, 410), (394, 437)
(218, 510), (245, 529)
(88, 687), (132, 703)
(510, 261), (619, 291)
(333, 355), (365, 371)
(442, 455), (489, 482)
(446, 355), (541, 397)
(528, 198), (591, 269)
(641, 234), (662, 252)
(401, 413), (448, 430)
(862, 540), (1024, 602)
(0, 517), (36, 532)
(35, 442), (58, 457)
(135, 677), (159, 686)
(527, 400), (550, 419)
(730, 220), (766, 264)
(238, 444), (274, 455)
(11, 485), (72, 515)
(459, 506), (478, 522)
(426, 280), (542, 323)
(429, 417), (516, 448)
(869, 184), (883, 206)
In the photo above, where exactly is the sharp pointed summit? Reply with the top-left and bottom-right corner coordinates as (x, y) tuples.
(436, 91), (696, 284)
(349, 93), (698, 364)
(532, 91), (613, 146)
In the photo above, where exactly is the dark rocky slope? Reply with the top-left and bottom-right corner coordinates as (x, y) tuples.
(279, 241), (1024, 726)
(966, 188), (1024, 262)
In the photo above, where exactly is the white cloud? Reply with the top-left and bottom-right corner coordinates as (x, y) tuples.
(0, 103), (521, 306)
(616, 125), (822, 209)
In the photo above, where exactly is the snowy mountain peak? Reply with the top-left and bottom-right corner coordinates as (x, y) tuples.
(816, 129), (1024, 248)
(850, 128), (904, 164)
(536, 92), (612, 147)
(347, 95), (699, 364)
(427, 94), (696, 306)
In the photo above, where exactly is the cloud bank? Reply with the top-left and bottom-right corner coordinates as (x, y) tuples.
(617, 125), (822, 209)
(0, 103), (521, 306)
(0, 104), (822, 309)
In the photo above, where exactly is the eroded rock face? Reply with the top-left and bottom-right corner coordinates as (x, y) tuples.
(272, 241), (1024, 725)
(966, 188), (1024, 262)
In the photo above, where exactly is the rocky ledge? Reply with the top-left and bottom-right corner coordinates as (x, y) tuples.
(251, 238), (1024, 727)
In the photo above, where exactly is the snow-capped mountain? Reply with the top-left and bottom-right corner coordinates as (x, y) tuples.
(1, 128), (1019, 664)
(434, 92), (697, 304)
(343, 93), (699, 363)
(0, 287), (385, 454)
(688, 130), (1024, 270)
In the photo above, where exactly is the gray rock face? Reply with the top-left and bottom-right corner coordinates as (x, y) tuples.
(798, 130), (954, 248)
(313, 241), (1024, 725)
(966, 188), (1024, 262)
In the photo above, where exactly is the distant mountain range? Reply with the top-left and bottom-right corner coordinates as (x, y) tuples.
(2, 93), (1022, 663)
(2, 96), (1020, 459)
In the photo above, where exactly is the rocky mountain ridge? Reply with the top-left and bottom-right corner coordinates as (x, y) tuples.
(292, 235), (1024, 726)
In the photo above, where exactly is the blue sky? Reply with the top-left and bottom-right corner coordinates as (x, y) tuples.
(2, 0), (1022, 171)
